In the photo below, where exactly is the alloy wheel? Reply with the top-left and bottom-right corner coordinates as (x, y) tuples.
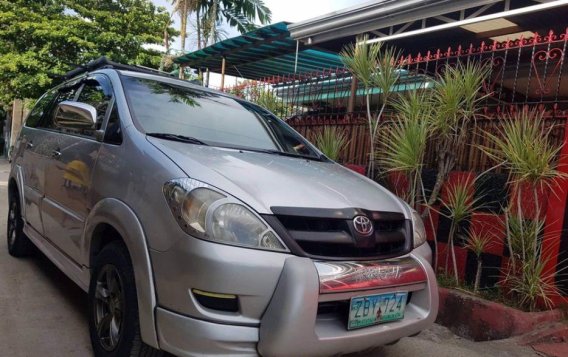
(94, 264), (125, 351)
(7, 201), (17, 248)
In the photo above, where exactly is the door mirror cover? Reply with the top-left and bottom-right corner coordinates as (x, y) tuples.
(54, 101), (97, 129)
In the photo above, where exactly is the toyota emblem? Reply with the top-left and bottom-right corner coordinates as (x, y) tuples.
(353, 215), (374, 236)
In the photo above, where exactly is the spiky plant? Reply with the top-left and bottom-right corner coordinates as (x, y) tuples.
(482, 108), (567, 270)
(340, 37), (402, 177)
(254, 89), (287, 118)
(379, 91), (433, 209)
(502, 230), (568, 311)
(484, 109), (564, 186)
(425, 62), (490, 216)
(506, 213), (544, 263)
(440, 177), (486, 284)
(314, 127), (349, 162)
(481, 108), (568, 311)
(464, 230), (493, 293)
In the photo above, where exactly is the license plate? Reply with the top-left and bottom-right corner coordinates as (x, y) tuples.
(348, 292), (407, 330)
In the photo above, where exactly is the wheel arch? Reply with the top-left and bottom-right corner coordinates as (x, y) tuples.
(83, 198), (159, 349)
(8, 166), (26, 212)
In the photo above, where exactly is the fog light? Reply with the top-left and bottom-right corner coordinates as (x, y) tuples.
(192, 289), (239, 312)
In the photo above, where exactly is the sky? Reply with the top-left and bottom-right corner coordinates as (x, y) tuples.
(152, 0), (370, 53)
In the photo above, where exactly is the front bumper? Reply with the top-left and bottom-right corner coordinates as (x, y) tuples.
(154, 243), (438, 356)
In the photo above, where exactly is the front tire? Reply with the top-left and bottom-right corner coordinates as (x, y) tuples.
(7, 192), (33, 257)
(88, 242), (162, 357)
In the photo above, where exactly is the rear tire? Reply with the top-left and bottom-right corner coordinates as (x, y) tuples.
(88, 241), (162, 357)
(7, 192), (33, 257)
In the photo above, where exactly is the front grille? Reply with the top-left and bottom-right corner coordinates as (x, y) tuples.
(294, 239), (406, 258)
(271, 210), (410, 259)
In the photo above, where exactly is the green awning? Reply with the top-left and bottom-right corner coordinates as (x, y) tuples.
(174, 22), (345, 80)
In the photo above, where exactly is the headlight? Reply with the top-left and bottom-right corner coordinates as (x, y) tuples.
(411, 210), (427, 248)
(163, 178), (287, 252)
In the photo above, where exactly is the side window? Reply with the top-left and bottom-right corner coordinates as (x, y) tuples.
(104, 104), (122, 145)
(39, 85), (81, 130)
(25, 89), (57, 128)
(40, 76), (112, 138)
(76, 77), (112, 131)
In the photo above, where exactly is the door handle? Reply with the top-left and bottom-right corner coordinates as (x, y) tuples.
(51, 150), (62, 159)
(26, 141), (34, 149)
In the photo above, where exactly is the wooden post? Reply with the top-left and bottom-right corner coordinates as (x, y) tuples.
(10, 99), (25, 149)
(220, 56), (226, 91)
(205, 68), (210, 87)
(347, 76), (358, 113)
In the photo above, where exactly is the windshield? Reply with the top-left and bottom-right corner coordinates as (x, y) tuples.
(121, 75), (321, 159)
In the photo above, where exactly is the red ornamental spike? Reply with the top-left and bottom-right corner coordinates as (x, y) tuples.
(548, 29), (555, 42)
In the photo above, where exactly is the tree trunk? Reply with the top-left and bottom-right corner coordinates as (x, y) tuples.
(209, 0), (218, 45)
(365, 93), (373, 177)
(180, 3), (187, 52)
(504, 209), (516, 272)
(421, 149), (448, 219)
(448, 222), (459, 284)
(196, 7), (202, 49)
(474, 258), (482, 293)
(532, 184), (540, 257)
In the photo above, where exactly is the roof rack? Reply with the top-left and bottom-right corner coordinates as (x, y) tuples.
(61, 56), (177, 80)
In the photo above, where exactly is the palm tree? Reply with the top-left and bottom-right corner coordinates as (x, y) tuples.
(196, 0), (272, 47)
(171, 0), (198, 52)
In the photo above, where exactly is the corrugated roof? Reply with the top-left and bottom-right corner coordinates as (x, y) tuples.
(174, 22), (345, 80)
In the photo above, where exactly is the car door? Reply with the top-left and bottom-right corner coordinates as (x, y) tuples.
(16, 89), (58, 235)
(41, 74), (113, 263)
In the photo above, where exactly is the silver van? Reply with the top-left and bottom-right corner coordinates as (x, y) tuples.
(7, 59), (438, 357)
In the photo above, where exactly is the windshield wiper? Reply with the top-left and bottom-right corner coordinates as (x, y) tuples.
(146, 133), (208, 145)
(232, 147), (325, 161)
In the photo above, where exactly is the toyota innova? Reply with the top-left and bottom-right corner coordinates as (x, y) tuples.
(7, 58), (438, 357)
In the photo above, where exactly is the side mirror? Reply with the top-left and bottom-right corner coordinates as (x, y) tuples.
(54, 100), (97, 129)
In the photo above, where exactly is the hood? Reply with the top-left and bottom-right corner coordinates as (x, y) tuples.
(149, 138), (410, 217)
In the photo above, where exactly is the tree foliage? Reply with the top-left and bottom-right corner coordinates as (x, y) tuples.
(197, 0), (271, 47)
(0, 0), (175, 103)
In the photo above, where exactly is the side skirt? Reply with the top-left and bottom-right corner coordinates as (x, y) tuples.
(23, 224), (90, 292)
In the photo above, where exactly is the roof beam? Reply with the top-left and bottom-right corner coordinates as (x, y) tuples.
(366, 0), (568, 44)
(467, 3), (495, 19)
(290, 0), (499, 44)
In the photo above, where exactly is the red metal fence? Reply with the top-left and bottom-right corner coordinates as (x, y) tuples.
(223, 27), (568, 114)
(221, 27), (568, 170)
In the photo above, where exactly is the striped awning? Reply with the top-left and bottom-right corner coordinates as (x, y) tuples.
(174, 22), (345, 80)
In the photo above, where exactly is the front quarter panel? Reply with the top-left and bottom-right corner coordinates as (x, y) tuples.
(83, 198), (159, 349)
